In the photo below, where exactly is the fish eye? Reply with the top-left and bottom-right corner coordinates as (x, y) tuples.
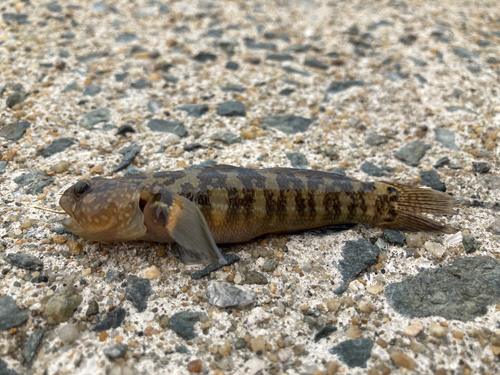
(74, 180), (90, 197)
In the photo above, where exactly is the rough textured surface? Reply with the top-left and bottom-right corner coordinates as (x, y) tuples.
(329, 338), (374, 368)
(168, 312), (206, 341)
(124, 275), (152, 313)
(4, 253), (43, 271)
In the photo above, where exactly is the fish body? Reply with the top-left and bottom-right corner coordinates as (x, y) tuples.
(59, 165), (458, 263)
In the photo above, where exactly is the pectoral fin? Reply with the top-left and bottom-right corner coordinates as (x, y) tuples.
(143, 189), (227, 264)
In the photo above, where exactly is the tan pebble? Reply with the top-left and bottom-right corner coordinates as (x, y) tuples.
(114, 335), (124, 343)
(241, 128), (256, 139)
(270, 282), (276, 294)
(89, 165), (104, 174)
(141, 265), (160, 279)
(177, 160), (187, 168)
(376, 338), (388, 348)
(390, 350), (415, 370)
(405, 321), (423, 337)
(452, 331), (464, 339)
(251, 336), (266, 352)
(234, 273), (242, 284)
(187, 359), (202, 373)
(219, 341), (231, 356)
(67, 241), (82, 255)
(357, 299), (373, 313)
(406, 233), (423, 248)
(148, 71), (163, 82)
(53, 235), (67, 244)
(486, 129), (498, 141)
(99, 331), (108, 341)
(53, 161), (70, 173)
(491, 346), (500, 356)
(299, 305), (309, 311)
(484, 138), (496, 150)
(9, 327), (17, 335)
(366, 284), (384, 294)
(326, 361), (339, 375)
(128, 341), (139, 348)
(82, 268), (91, 276)
(156, 246), (165, 257)
(268, 352), (278, 362)
(274, 250), (283, 259)
(327, 298), (341, 313)
(424, 241), (446, 258)
(32, 271), (40, 278)
(409, 341), (425, 353)
(345, 326), (361, 339)
(429, 323), (446, 338)
(144, 326), (154, 337)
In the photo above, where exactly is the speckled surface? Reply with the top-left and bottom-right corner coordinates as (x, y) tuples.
(0, 0), (500, 374)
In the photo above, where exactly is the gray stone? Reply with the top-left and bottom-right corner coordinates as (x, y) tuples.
(58, 324), (79, 345)
(24, 329), (43, 364)
(147, 119), (187, 137)
(104, 343), (128, 359)
(280, 66), (311, 77)
(221, 85), (245, 92)
(262, 115), (313, 134)
(473, 162), (490, 174)
(4, 253), (43, 271)
(86, 300), (99, 316)
(323, 81), (371, 101)
(400, 34), (417, 45)
(452, 47), (477, 59)
(61, 82), (79, 93)
(45, 286), (82, 325)
(329, 338), (373, 368)
(261, 259), (278, 273)
(462, 235), (479, 254)
(6, 91), (27, 108)
(115, 125), (135, 136)
(116, 33), (138, 42)
(83, 84), (101, 96)
(244, 38), (276, 51)
(193, 52), (217, 62)
(0, 121), (30, 141)
(178, 104), (209, 118)
(125, 275), (152, 312)
(80, 108), (111, 128)
(147, 99), (162, 113)
(279, 88), (295, 96)
(286, 152), (307, 168)
(360, 161), (388, 177)
(408, 56), (427, 66)
(169, 311), (206, 340)
(0, 358), (20, 375)
(115, 72), (128, 82)
(420, 170), (446, 192)
(266, 53), (293, 62)
(394, 141), (431, 166)
(226, 61), (238, 70)
(212, 131), (241, 145)
(191, 254), (240, 280)
(217, 101), (246, 117)
(304, 57), (328, 70)
(207, 281), (256, 308)
(14, 170), (55, 195)
(334, 239), (379, 295)
(330, 168), (346, 176)
(244, 271), (268, 285)
(435, 128), (458, 150)
(92, 307), (126, 332)
(115, 144), (142, 172)
(382, 230), (406, 246)
(0, 296), (29, 330)
(314, 325), (337, 342)
(365, 133), (387, 146)
(131, 79), (152, 89)
(106, 270), (121, 283)
(434, 156), (450, 168)
(41, 138), (75, 158)
(0, 160), (6, 174)
(446, 106), (476, 114)
(386, 256), (500, 321)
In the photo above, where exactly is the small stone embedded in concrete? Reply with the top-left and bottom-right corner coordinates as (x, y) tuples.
(424, 241), (446, 258)
(452, 47), (477, 59)
(266, 53), (293, 62)
(193, 52), (217, 62)
(4, 253), (43, 271)
(244, 38), (277, 51)
(434, 156), (450, 168)
(61, 82), (79, 93)
(83, 84), (101, 96)
(221, 84), (245, 92)
(382, 230), (406, 246)
(45, 285), (82, 325)
(394, 141), (431, 166)
(41, 138), (75, 158)
(434, 128), (458, 150)
(0, 121), (31, 141)
(304, 57), (328, 70)
(0, 358), (20, 375)
(115, 72), (128, 82)
(86, 300), (99, 316)
(386, 256), (500, 321)
(462, 235), (479, 253)
(191, 254), (240, 279)
(286, 152), (307, 168)
(420, 170), (446, 192)
(473, 162), (490, 174)
(390, 350), (415, 370)
(178, 104), (209, 118)
(115, 144), (142, 172)
(216, 100), (246, 117)
(92, 307), (126, 332)
(329, 338), (373, 368)
(115, 124), (135, 136)
(226, 61), (239, 70)
(6, 91), (27, 108)
(207, 281), (256, 308)
(429, 323), (446, 338)
(80, 107), (111, 128)
(131, 79), (152, 89)
(323, 81), (371, 101)
(116, 33), (138, 42)
(125, 275), (152, 312)
(169, 311), (206, 340)
(334, 239), (379, 295)
(58, 324), (79, 345)
(147, 119), (188, 137)
(360, 161), (388, 177)
(14, 171), (55, 195)
(0, 296), (29, 330)
(314, 325), (337, 342)
(405, 321), (424, 337)
(262, 115), (313, 134)
(24, 329), (44, 365)
(104, 343), (128, 359)
(211, 131), (241, 145)
(244, 270), (268, 285)
(400, 34), (417, 45)
(365, 133), (388, 146)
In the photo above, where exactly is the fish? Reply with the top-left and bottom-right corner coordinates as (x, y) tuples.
(56, 165), (458, 264)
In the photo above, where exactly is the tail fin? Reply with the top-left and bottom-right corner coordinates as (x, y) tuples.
(376, 183), (458, 234)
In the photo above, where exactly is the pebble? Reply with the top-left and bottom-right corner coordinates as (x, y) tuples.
(420, 170), (446, 192)
(452, 47), (477, 59)
(212, 131), (241, 145)
(216, 100), (246, 117)
(329, 338), (373, 368)
(429, 323), (446, 338)
(86, 300), (99, 316)
(304, 57), (328, 70)
(178, 104), (209, 118)
(357, 299), (374, 313)
(45, 286), (82, 325)
(116, 33), (138, 42)
(247, 307), (271, 325)
(169, 311), (206, 340)
(193, 52), (217, 63)
(424, 241), (446, 258)
(115, 72), (128, 82)
(191, 254), (240, 279)
(0, 296), (29, 330)
(92, 307), (126, 332)
(0, 120), (31, 141)
(250, 336), (266, 352)
(244, 270), (268, 285)
(390, 350), (415, 370)
(324, 81), (371, 101)
(53, 160), (70, 173)
(6, 91), (27, 108)
(278, 348), (292, 362)
(365, 133), (388, 146)
(24, 329), (44, 364)
(266, 53), (293, 62)
(58, 324), (79, 345)
(115, 125), (135, 136)
(206, 281), (256, 308)
(131, 79), (152, 89)
(103, 343), (128, 360)
(286, 152), (307, 168)
(83, 84), (101, 96)
(473, 162), (490, 174)
(244, 38), (276, 51)
(262, 115), (313, 134)
(187, 359), (202, 373)
(382, 230), (406, 245)
(41, 138), (75, 158)
(4, 253), (43, 271)
(462, 235), (479, 253)
(314, 325), (337, 342)
(115, 144), (142, 172)
(141, 265), (160, 279)
(345, 326), (362, 339)
(405, 321), (423, 337)
(80, 108), (111, 128)
(394, 141), (431, 166)
(147, 119), (187, 137)
(435, 128), (458, 150)
(399, 34), (417, 45)
(225, 61), (239, 70)
(434, 156), (450, 168)
(360, 161), (388, 177)
(125, 275), (152, 312)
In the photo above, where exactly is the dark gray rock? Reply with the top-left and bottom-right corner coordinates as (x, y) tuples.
(365, 133), (387, 147)
(304, 57), (328, 70)
(115, 144), (142, 172)
(473, 162), (490, 174)
(334, 239), (379, 294)
(41, 138), (75, 158)
(420, 170), (446, 192)
(279, 88), (295, 96)
(184, 143), (202, 152)
(286, 152), (307, 168)
(163, 75), (178, 84)
(206, 29), (223, 38)
(193, 52), (217, 62)
(323, 81), (371, 101)
(262, 115), (313, 134)
(434, 156), (450, 168)
(86, 300), (99, 316)
(169, 311), (206, 340)
(394, 141), (431, 166)
(226, 61), (239, 70)
(329, 338), (373, 368)
(244, 38), (276, 51)
(147, 119), (187, 137)
(221, 85), (245, 92)
(2, 13), (29, 24)
(414, 73), (427, 84)
(4, 253), (43, 271)
(80, 108), (111, 128)
(431, 27), (453, 43)
(0, 358), (20, 375)
(24, 329), (44, 364)
(6, 91), (27, 108)
(263, 31), (290, 41)
(382, 230), (406, 246)
(83, 84), (101, 96)
(211, 131), (241, 145)
(452, 47), (477, 59)
(467, 65), (481, 73)
(14, 171), (55, 195)
(116, 33), (138, 42)
(330, 168), (346, 176)
(45, 285), (82, 325)
(280, 66), (311, 77)
(0, 121), (30, 141)
(266, 54), (293, 62)
(115, 72), (128, 82)
(46, 1), (61, 12)
(216, 101), (245, 117)
(0, 160), (6, 174)
(125, 275), (152, 312)
(0, 296), (29, 330)
(244, 271), (268, 285)
(131, 79), (152, 89)
(367, 20), (393, 30)
(434, 128), (458, 150)
(386, 256), (500, 321)
(314, 325), (337, 342)
(61, 32), (75, 39)
(360, 161), (388, 177)
(408, 56), (427, 66)
(191, 254), (240, 280)
(399, 34), (417, 45)
(77, 51), (109, 63)
(178, 104), (209, 118)
(31, 275), (48, 284)
(446, 106), (476, 114)
(92, 307), (126, 332)
(61, 82), (79, 93)
(207, 281), (256, 308)
(104, 343), (128, 359)
(462, 236), (479, 253)
(116, 124), (135, 136)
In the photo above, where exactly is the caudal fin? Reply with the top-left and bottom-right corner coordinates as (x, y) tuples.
(377, 183), (458, 234)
